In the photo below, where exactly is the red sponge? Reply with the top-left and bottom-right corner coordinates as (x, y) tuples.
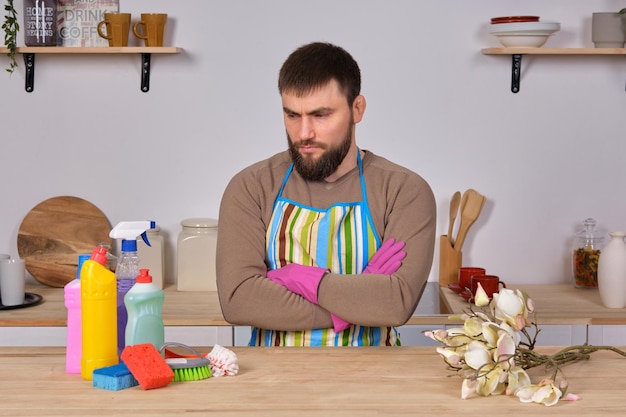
(121, 344), (174, 390)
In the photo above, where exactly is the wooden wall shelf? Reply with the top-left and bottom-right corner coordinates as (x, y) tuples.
(1, 46), (182, 92)
(482, 47), (626, 55)
(481, 48), (626, 93)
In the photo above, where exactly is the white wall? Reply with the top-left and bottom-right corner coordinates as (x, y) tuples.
(2, 0), (626, 287)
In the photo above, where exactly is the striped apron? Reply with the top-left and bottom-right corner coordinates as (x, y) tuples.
(250, 151), (400, 346)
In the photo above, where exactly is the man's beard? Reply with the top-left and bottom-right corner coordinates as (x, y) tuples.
(287, 124), (353, 181)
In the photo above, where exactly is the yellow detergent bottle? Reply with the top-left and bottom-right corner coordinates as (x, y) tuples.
(81, 246), (118, 380)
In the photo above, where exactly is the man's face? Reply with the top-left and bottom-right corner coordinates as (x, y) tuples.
(282, 80), (356, 181)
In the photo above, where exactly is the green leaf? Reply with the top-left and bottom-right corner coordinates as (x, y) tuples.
(2, 0), (18, 74)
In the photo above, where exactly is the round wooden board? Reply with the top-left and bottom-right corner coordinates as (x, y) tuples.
(17, 196), (112, 287)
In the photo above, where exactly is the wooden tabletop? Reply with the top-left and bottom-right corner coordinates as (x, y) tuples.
(441, 284), (626, 325)
(0, 345), (624, 416)
(0, 282), (453, 327)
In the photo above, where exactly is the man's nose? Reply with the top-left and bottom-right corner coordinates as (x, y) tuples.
(298, 117), (314, 140)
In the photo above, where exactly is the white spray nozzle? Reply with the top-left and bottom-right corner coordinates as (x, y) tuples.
(109, 221), (153, 246)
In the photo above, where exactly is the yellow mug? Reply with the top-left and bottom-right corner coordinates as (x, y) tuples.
(97, 13), (131, 47)
(132, 13), (168, 47)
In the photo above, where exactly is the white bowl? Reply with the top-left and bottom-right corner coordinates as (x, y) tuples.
(488, 22), (560, 33)
(492, 30), (558, 36)
(493, 33), (553, 48)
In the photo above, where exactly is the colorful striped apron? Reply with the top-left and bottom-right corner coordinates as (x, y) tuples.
(250, 151), (400, 346)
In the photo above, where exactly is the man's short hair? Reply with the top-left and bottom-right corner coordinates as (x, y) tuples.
(278, 42), (361, 106)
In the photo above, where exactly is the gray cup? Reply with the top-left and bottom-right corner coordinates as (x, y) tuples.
(592, 12), (626, 48)
(0, 257), (25, 306)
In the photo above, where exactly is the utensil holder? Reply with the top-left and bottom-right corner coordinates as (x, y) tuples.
(439, 235), (462, 287)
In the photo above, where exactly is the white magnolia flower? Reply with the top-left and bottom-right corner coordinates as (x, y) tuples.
(492, 288), (532, 330)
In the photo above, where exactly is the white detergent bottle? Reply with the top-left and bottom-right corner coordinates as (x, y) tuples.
(124, 269), (165, 351)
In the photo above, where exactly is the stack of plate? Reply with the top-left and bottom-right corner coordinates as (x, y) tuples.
(488, 16), (560, 48)
(491, 15), (539, 24)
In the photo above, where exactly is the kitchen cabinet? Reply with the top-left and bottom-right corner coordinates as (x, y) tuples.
(441, 284), (626, 345)
(0, 283), (231, 347)
(481, 47), (626, 93)
(0, 46), (182, 92)
(5, 282), (626, 346)
(1, 282), (453, 347)
(441, 283), (626, 325)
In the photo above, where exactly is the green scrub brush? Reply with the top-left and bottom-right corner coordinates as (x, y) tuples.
(160, 342), (212, 382)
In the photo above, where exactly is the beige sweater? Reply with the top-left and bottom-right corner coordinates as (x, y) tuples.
(216, 150), (436, 331)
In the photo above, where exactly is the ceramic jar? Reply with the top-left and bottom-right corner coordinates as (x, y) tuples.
(597, 231), (626, 308)
(591, 12), (626, 48)
(176, 218), (218, 291)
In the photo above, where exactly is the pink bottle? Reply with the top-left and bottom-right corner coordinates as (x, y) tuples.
(64, 254), (90, 374)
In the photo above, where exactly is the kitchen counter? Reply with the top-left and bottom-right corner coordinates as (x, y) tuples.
(0, 282), (454, 327)
(1, 284), (227, 327)
(0, 345), (624, 416)
(440, 284), (626, 325)
(4, 283), (626, 330)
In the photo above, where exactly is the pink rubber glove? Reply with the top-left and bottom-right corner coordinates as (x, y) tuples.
(363, 238), (406, 275)
(331, 313), (351, 333)
(330, 239), (407, 333)
(266, 263), (328, 304)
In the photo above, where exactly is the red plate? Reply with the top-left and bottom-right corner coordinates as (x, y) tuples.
(491, 15), (539, 23)
(491, 20), (539, 24)
(447, 283), (464, 294)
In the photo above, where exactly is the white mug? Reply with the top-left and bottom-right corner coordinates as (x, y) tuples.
(0, 258), (25, 306)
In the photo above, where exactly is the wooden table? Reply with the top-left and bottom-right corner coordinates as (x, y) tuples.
(0, 346), (624, 416)
(440, 284), (626, 325)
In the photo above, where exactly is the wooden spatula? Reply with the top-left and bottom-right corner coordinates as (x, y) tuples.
(447, 191), (461, 244)
(454, 189), (486, 252)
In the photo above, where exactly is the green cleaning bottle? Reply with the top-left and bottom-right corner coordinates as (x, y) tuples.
(124, 269), (165, 351)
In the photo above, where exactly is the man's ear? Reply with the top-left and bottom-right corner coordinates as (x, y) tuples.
(352, 95), (366, 123)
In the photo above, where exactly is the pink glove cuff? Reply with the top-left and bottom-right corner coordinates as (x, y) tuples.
(266, 263), (328, 304)
(364, 238), (407, 275)
(331, 313), (352, 333)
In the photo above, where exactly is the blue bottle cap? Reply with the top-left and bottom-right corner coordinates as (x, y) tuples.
(77, 254), (91, 280)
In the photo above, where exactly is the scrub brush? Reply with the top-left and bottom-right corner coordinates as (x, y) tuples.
(160, 342), (212, 382)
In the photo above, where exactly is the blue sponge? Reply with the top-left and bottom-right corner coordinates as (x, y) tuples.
(92, 363), (139, 391)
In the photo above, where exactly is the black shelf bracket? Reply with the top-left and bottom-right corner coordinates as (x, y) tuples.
(24, 53), (35, 93)
(511, 54), (522, 93)
(141, 53), (151, 92)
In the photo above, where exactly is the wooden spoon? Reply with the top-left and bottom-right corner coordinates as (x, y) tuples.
(454, 190), (486, 252)
(447, 191), (461, 244)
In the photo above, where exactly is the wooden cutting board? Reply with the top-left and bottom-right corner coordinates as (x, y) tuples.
(17, 196), (112, 287)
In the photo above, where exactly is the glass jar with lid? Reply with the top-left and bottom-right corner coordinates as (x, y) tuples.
(572, 218), (605, 288)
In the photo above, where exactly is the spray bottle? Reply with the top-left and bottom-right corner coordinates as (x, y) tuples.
(64, 253), (90, 374)
(109, 221), (151, 355)
(137, 221), (165, 288)
(124, 269), (165, 350)
(80, 246), (118, 380)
